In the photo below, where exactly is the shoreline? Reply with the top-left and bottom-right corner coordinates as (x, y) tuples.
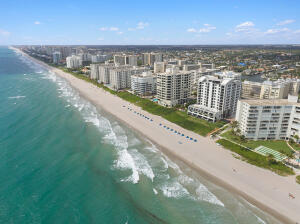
(12, 47), (300, 224)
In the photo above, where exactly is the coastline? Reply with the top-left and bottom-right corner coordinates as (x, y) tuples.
(12, 47), (300, 224)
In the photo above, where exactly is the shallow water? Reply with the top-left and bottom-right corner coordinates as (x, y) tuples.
(0, 47), (281, 223)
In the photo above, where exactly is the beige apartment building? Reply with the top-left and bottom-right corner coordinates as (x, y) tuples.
(156, 67), (192, 107)
(242, 79), (300, 100)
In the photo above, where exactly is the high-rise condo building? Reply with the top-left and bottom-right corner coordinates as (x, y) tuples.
(156, 67), (192, 107)
(109, 67), (149, 90)
(90, 64), (100, 80)
(241, 79), (300, 100)
(235, 95), (300, 140)
(142, 53), (155, 66)
(91, 54), (107, 63)
(154, 62), (165, 73)
(66, 55), (82, 69)
(114, 55), (126, 65)
(128, 55), (138, 66)
(188, 71), (241, 122)
(99, 64), (115, 84)
(153, 53), (163, 62)
(131, 71), (157, 96)
(52, 51), (62, 64)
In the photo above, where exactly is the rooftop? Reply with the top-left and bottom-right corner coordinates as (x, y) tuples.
(240, 98), (300, 106)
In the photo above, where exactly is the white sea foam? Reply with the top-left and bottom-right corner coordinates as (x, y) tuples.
(163, 156), (182, 174)
(116, 149), (140, 184)
(160, 157), (169, 170)
(144, 140), (159, 153)
(255, 215), (266, 224)
(8, 96), (26, 99)
(130, 149), (155, 182)
(45, 73), (141, 184)
(160, 180), (189, 198)
(195, 184), (224, 207)
(177, 174), (194, 185)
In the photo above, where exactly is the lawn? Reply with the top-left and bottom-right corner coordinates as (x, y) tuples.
(60, 69), (226, 136)
(216, 139), (294, 176)
(221, 130), (293, 156)
(116, 91), (226, 136)
(297, 175), (300, 184)
(289, 142), (300, 151)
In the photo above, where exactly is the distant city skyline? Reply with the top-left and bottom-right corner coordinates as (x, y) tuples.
(1, 0), (300, 45)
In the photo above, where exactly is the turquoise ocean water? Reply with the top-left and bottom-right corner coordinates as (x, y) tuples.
(0, 47), (281, 224)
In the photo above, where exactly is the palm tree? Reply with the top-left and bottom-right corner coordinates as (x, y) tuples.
(231, 121), (238, 129)
(240, 135), (246, 142)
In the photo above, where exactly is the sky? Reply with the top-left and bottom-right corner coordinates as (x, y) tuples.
(0, 0), (300, 45)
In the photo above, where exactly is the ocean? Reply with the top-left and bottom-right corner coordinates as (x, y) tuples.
(0, 47), (281, 224)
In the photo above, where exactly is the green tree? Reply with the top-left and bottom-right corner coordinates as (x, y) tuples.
(266, 154), (276, 164)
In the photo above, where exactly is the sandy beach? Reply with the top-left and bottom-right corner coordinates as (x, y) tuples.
(14, 47), (300, 224)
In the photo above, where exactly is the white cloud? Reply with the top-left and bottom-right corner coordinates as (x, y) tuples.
(136, 22), (149, 29)
(199, 25), (216, 33)
(0, 29), (10, 36)
(34, 21), (41, 25)
(98, 37), (104, 41)
(117, 31), (123, 35)
(110, 27), (119, 31)
(265, 28), (289, 34)
(187, 28), (197, 33)
(128, 22), (149, 31)
(294, 30), (300, 34)
(277, 19), (295, 26)
(99, 27), (119, 31)
(235, 21), (255, 32)
(187, 24), (216, 33)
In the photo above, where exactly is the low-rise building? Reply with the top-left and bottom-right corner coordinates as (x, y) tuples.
(183, 64), (201, 71)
